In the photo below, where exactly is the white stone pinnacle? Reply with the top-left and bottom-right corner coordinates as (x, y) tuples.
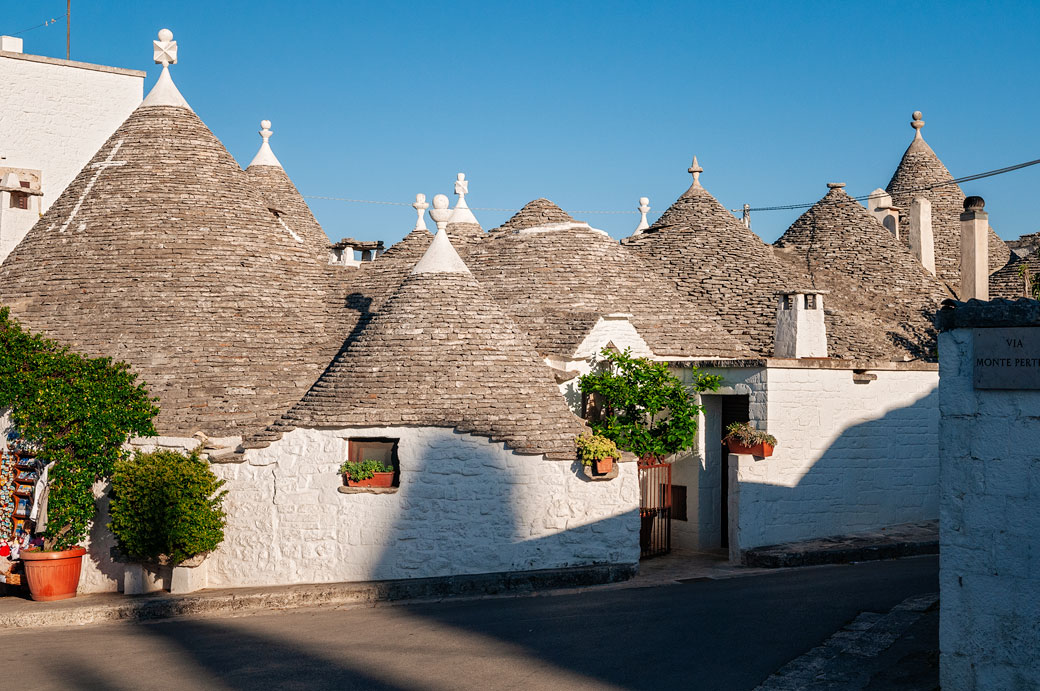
(688, 156), (703, 188)
(635, 197), (650, 233)
(911, 110), (925, 139)
(248, 119), (282, 168)
(412, 193), (430, 232)
(429, 193), (452, 232)
(449, 172), (480, 225)
(412, 197), (470, 274)
(141, 29), (192, 110)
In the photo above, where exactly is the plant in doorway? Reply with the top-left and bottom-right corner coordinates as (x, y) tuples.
(723, 422), (777, 457)
(575, 432), (620, 474)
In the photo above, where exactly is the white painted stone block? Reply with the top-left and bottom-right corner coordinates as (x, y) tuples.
(170, 562), (209, 594)
(123, 563), (164, 595)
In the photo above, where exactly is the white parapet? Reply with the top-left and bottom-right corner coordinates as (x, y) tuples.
(774, 290), (828, 358)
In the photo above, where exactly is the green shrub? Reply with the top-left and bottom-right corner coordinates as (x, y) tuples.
(109, 449), (227, 565)
(574, 433), (619, 467)
(339, 459), (393, 481)
(0, 307), (158, 550)
(578, 347), (722, 461)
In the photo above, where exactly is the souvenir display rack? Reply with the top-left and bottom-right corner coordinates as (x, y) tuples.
(1, 432), (39, 587)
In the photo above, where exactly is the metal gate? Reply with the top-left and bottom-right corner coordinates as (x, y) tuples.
(639, 457), (671, 558)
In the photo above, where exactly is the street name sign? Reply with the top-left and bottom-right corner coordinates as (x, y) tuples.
(973, 327), (1040, 389)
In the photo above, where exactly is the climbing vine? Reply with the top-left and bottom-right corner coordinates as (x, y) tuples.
(0, 307), (158, 550)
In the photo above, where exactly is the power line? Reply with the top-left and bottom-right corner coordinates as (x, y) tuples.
(302, 155), (1040, 216)
(9, 17), (61, 37)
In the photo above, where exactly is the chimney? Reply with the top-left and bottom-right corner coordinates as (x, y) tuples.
(0, 36), (23, 53)
(878, 205), (901, 240)
(774, 290), (828, 358)
(960, 196), (989, 300)
(909, 197), (936, 275)
(866, 188), (892, 225)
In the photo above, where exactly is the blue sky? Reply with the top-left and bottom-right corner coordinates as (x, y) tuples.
(5, 1), (1039, 246)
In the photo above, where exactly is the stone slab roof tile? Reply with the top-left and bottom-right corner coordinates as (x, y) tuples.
(990, 254), (1040, 300)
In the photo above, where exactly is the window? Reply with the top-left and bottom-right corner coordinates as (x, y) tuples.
(805, 294), (817, 309)
(348, 438), (400, 485)
(9, 192), (29, 210)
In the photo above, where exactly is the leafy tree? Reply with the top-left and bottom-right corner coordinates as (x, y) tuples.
(109, 449), (227, 564)
(578, 348), (722, 460)
(1015, 263), (1040, 300)
(0, 307), (158, 550)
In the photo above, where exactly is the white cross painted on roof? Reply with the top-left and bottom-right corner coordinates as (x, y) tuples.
(57, 140), (126, 234)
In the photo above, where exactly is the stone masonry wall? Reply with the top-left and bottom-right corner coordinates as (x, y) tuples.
(672, 365), (938, 553)
(0, 52), (142, 263)
(938, 328), (1040, 690)
(204, 426), (640, 588)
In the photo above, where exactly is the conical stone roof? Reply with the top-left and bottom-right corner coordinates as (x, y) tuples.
(622, 161), (792, 356)
(0, 102), (330, 438)
(885, 113), (1009, 290)
(774, 184), (947, 360)
(467, 199), (748, 358)
(268, 230), (586, 459)
(990, 254), (1040, 300)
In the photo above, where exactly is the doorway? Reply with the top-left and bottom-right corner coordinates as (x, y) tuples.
(719, 395), (750, 548)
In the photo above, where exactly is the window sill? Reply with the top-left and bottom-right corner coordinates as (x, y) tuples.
(337, 486), (399, 495)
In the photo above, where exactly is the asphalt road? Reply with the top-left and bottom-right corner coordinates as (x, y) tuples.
(0, 556), (938, 691)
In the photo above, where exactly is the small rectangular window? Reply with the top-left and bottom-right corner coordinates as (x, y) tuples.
(18, 181), (30, 188)
(348, 438), (400, 486)
(10, 192), (29, 210)
(805, 294), (817, 309)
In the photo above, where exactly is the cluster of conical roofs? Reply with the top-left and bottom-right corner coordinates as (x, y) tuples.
(0, 29), (1014, 451)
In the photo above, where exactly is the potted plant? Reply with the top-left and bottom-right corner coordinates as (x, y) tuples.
(575, 432), (620, 474)
(341, 459), (395, 488)
(0, 307), (158, 601)
(723, 422), (777, 457)
(109, 448), (227, 594)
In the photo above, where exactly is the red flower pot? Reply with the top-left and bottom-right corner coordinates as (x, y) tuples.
(20, 546), (87, 601)
(725, 440), (774, 457)
(345, 472), (395, 488)
(594, 457), (615, 474)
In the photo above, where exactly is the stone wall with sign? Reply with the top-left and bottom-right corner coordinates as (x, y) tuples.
(937, 300), (1040, 690)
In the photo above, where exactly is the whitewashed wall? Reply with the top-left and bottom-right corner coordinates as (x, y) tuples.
(938, 329), (1040, 690)
(205, 426), (639, 588)
(0, 50), (142, 262)
(671, 364), (938, 554)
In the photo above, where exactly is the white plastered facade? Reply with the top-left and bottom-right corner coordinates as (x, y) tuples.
(0, 49), (143, 263)
(73, 426), (640, 593)
(669, 363), (939, 557)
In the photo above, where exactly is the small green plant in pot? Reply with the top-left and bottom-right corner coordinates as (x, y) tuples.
(340, 459), (395, 488)
(723, 422), (777, 457)
(575, 432), (620, 474)
(109, 449), (227, 566)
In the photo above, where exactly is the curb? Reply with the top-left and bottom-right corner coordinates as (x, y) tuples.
(0, 563), (637, 630)
(742, 521), (939, 568)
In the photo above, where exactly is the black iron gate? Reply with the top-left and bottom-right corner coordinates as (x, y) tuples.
(639, 457), (671, 558)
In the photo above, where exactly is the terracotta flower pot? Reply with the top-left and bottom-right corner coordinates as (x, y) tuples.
(345, 472), (394, 488)
(725, 440), (774, 457)
(20, 546), (87, 601)
(594, 457), (615, 474)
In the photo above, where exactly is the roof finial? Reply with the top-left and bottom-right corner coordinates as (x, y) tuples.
(247, 119), (282, 167)
(153, 28), (177, 67)
(448, 172), (480, 225)
(412, 193), (430, 232)
(429, 193), (452, 233)
(911, 111), (925, 139)
(141, 28), (192, 110)
(688, 156), (703, 188)
(635, 197), (651, 233)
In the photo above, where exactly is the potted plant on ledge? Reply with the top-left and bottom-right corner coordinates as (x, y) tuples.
(723, 422), (777, 457)
(575, 432), (619, 475)
(341, 459), (395, 488)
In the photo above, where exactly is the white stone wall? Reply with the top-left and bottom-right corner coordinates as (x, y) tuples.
(671, 365), (939, 554)
(938, 329), (1040, 690)
(0, 51), (142, 262)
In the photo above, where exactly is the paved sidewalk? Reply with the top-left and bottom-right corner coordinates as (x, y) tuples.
(743, 521), (939, 568)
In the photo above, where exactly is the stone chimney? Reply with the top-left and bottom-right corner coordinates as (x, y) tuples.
(878, 204), (901, 239)
(866, 188), (892, 225)
(909, 196), (936, 275)
(774, 290), (828, 358)
(960, 196), (989, 301)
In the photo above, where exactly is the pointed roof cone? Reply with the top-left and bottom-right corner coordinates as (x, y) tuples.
(886, 111), (1009, 288)
(467, 199), (749, 358)
(141, 29), (192, 110)
(0, 31), (331, 439)
(245, 120), (331, 257)
(446, 172), (484, 246)
(990, 253), (1040, 299)
(773, 183), (947, 360)
(622, 156), (794, 356)
(270, 229), (586, 459)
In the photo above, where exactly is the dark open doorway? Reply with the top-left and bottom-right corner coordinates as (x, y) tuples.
(719, 395), (750, 548)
